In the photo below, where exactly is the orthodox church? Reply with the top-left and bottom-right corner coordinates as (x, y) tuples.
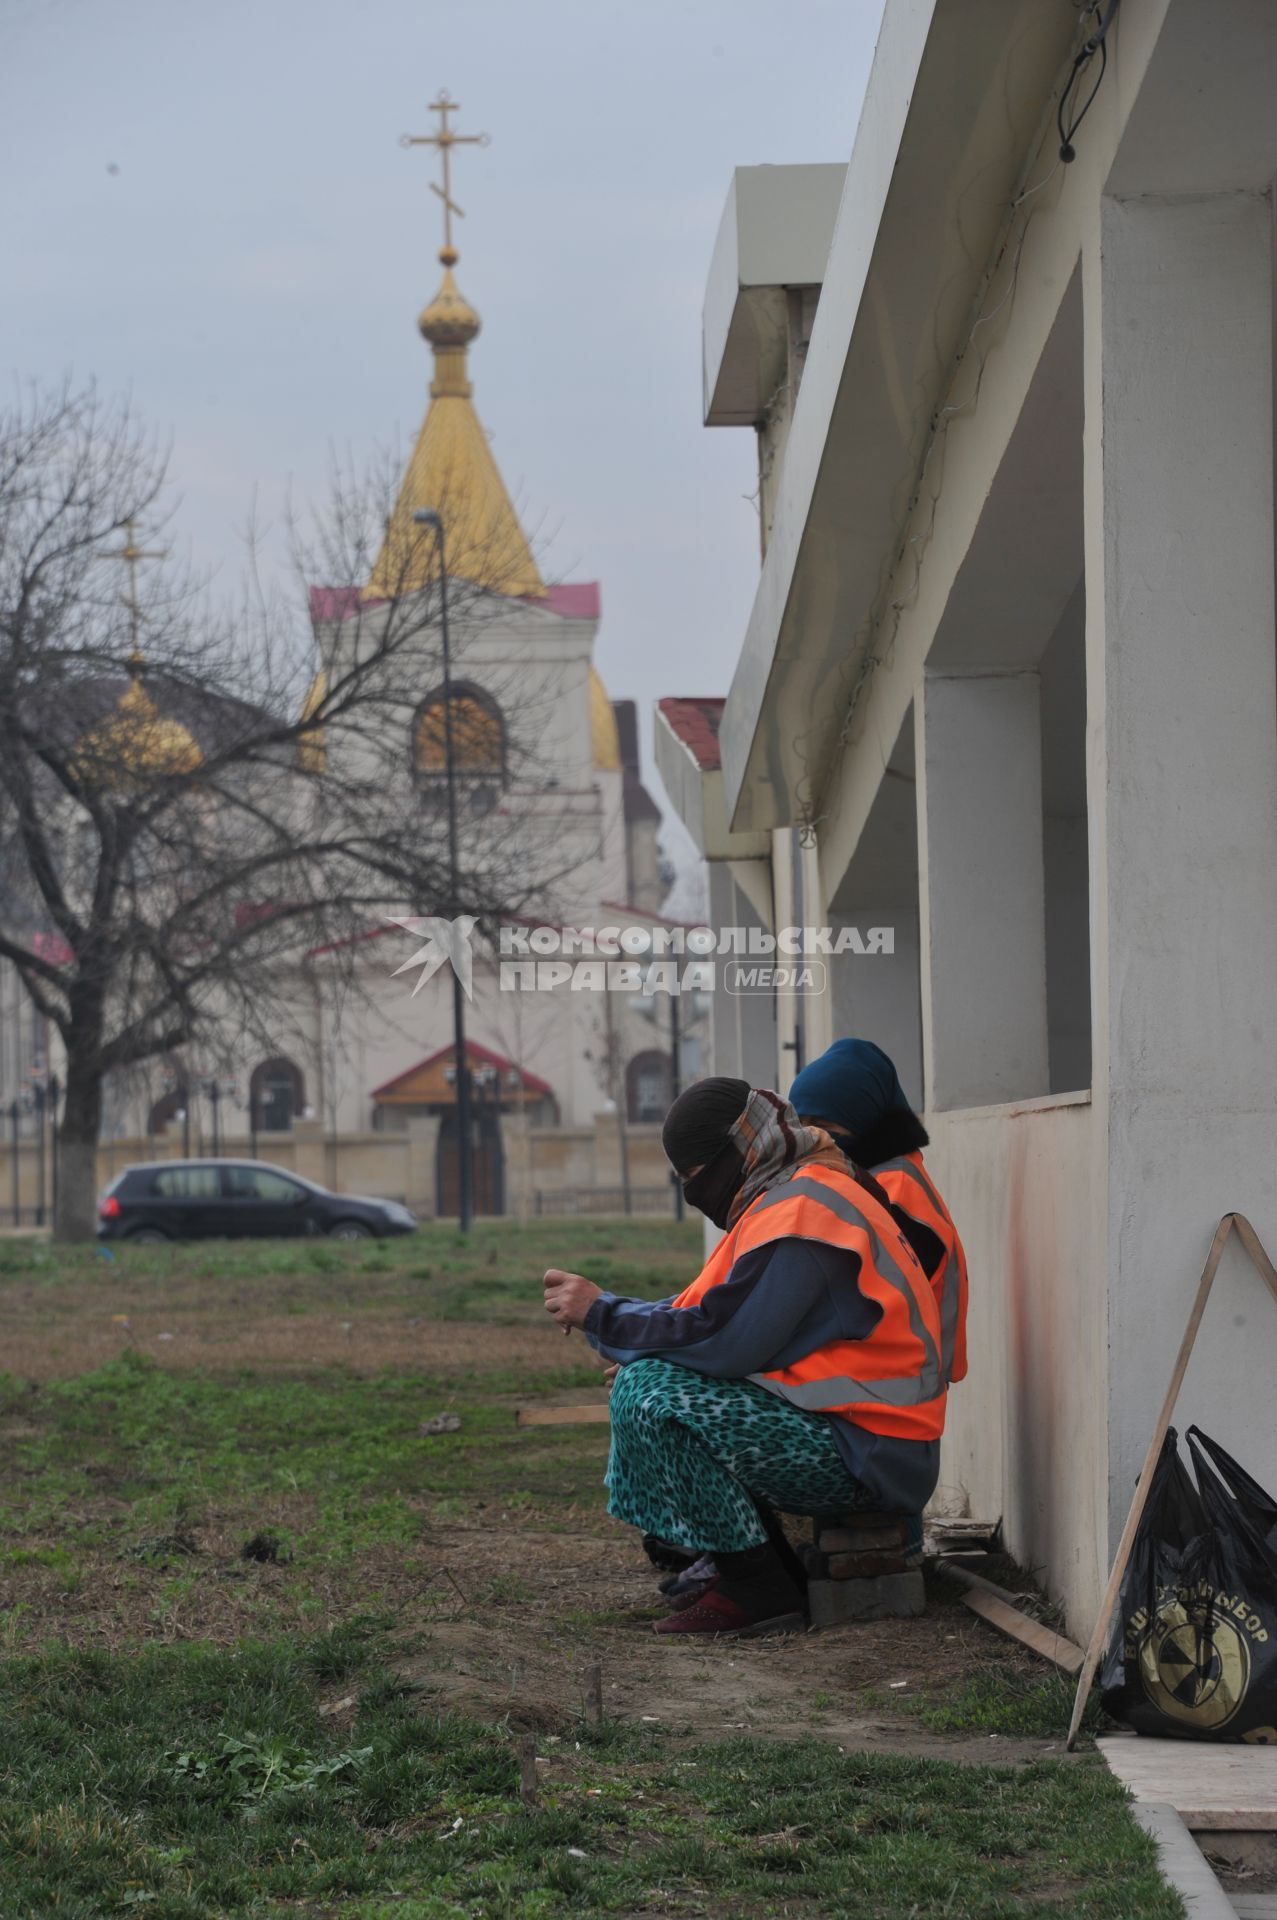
(0, 103), (671, 1218)
(285, 154), (669, 1210)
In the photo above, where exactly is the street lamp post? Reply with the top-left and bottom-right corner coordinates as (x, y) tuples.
(48, 1073), (60, 1228)
(32, 1075), (46, 1227)
(200, 1076), (235, 1157)
(8, 1099), (18, 1227)
(413, 508), (474, 1232)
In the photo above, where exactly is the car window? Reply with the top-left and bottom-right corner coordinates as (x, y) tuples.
(153, 1166), (221, 1199)
(225, 1167), (305, 1204)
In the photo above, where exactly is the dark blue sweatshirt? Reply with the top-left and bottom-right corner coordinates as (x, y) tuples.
(583, 1236), (939, 1514)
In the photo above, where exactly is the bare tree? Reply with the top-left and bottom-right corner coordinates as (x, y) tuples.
(0, 382), (574, 1239)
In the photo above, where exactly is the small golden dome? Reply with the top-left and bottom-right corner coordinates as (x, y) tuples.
(419, 262), (481, 348)
(73, 676), (203, 788)
(590, 666), (621, 771)
(297, 670), (327, 775)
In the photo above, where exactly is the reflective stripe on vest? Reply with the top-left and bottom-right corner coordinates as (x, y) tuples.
(876, 1152), (968, 1386)
(672, 1162), (947, 1440)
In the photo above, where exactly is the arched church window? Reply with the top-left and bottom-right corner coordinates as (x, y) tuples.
(147, 1078), (189, 1139)
(250, 1056), (305, 1133)
(413, 685), (505, 798)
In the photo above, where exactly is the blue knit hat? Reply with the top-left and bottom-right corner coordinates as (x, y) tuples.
(788, 1039), (908, 1144)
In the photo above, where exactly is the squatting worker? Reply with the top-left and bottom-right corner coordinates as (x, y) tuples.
(789, 1039), (969, 1393)
(542, 1078), (946, 1639)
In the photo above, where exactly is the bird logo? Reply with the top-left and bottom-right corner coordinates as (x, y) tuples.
(388, 915), (477, 999)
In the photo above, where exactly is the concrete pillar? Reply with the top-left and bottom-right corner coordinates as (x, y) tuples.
(828, 907), (923, 1109)
(406, 1114), (440, 1216)
(707, 862), (777, 1089)
(800, 838), (835, 1062)
(771, 827), (802, 1091)
(1085, 190), (1277, 1538)
(915, 672), (1049, 1109)
(290, 1120), (327, 1187)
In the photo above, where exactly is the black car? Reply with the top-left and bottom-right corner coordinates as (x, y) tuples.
(97, 1159), (417, 1243)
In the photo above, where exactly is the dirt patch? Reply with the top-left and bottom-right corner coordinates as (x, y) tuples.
(0, 1227), (1078, 1768)
(1202, 1833), (1277, 1897)
(0, 1303), (604, 1380)
(0, 1502), (1072, 1762)
(390, 1524), (1078, 1766)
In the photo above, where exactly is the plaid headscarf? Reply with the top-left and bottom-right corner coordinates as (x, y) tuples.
(724, 1087), (844, 1227)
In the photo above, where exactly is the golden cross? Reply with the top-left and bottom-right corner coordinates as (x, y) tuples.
(400, 90), (490, 259)
(107, 518), (168, 669)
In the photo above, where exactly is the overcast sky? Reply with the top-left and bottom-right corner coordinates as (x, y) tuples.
(2, 0), (883, 864)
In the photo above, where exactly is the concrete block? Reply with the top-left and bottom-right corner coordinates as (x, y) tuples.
(807, 1570), (926, 1628)
(817, 1522), (908, 1554)
(827, 1550), (907, 1580)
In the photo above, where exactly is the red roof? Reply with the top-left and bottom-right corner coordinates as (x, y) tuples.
(599, 900), (701, 930)
(527, 581), (601, 620)
(658, 697), (725, 771)
(370, 1039), (553, 1100)
(308, 586), (367, 623)
(31, 930), (74, 967)
(309, 581), (600, 625)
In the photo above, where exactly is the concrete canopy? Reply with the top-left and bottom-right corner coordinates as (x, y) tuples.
(654, 698), (769, 863)
(717, 0), (1080, 833)
(702, 164), (846, 429)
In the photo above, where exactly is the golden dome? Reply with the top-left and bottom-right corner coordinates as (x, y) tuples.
(367, 245), (543, 604)
(590, 666), (621, 771)
(297, 670), (327, 775)
(418, 258), (481, 349)
(73, 676), (203, 788)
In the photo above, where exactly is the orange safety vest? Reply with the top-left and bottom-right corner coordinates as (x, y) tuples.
(671, 1159), (947, 1441)
(874, 1152), (968, 1386)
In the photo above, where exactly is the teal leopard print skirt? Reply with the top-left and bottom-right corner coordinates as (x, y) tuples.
(605, 1357), (874, 1553)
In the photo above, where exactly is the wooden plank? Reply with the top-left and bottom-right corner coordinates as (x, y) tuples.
(1066, 1215), (1238, 1747)
(942, 1562), (1035, 1608)
(960, 1587), (1086, 1676)
(516, 1404), (610, 1427)
(926, 1519), (1002, 1547)
(1068, 1214), (1277, 1749)
(1100, 1733), (1277, 1831)
(1183, 1812), (1277, 1832)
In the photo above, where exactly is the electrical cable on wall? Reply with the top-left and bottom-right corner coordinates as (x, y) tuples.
(1058, 0), (1120, 160)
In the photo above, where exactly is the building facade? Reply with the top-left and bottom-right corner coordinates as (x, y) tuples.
(659, 0), (1277, 1635)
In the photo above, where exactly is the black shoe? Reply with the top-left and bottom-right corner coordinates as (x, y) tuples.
(642, 1534), (698, 1575)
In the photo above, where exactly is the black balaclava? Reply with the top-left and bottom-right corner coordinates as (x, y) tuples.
(662, 1077), (750, 1230)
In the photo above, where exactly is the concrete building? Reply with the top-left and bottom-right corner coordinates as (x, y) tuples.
(659, 0), (1277, 1635)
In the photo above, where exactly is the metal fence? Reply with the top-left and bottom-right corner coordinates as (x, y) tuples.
(0, 1207), (54, 1232)
(532, 1185), (676, 1217)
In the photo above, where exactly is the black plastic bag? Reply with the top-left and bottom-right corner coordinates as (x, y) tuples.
(1100, 1426), (1277, 1741)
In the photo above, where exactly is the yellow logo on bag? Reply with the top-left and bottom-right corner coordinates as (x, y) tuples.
(1134, 1590), (1254, 1732)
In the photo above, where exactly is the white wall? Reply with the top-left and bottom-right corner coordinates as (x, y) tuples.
(1084, 186), (1277, 1556)
(828, 907), (922, 1110)
(928, 1094), (1104, 1638)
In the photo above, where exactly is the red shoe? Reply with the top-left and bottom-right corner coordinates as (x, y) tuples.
(653, 1587), (805, 1638)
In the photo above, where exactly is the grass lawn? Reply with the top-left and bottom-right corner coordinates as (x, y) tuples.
(0, 1625), (1181, 1920)
(0, 1220), (1181, 1918)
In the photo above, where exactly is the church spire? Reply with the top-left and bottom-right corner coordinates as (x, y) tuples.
(366, 93), (543, 602)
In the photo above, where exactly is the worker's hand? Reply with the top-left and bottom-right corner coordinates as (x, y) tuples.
(603, 1362), (621, 1393)
(543, 1268), (603, 1333)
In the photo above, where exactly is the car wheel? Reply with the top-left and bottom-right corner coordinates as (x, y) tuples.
(328, 1220), (373, 1241)
(128, 1227), (170, 1245)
